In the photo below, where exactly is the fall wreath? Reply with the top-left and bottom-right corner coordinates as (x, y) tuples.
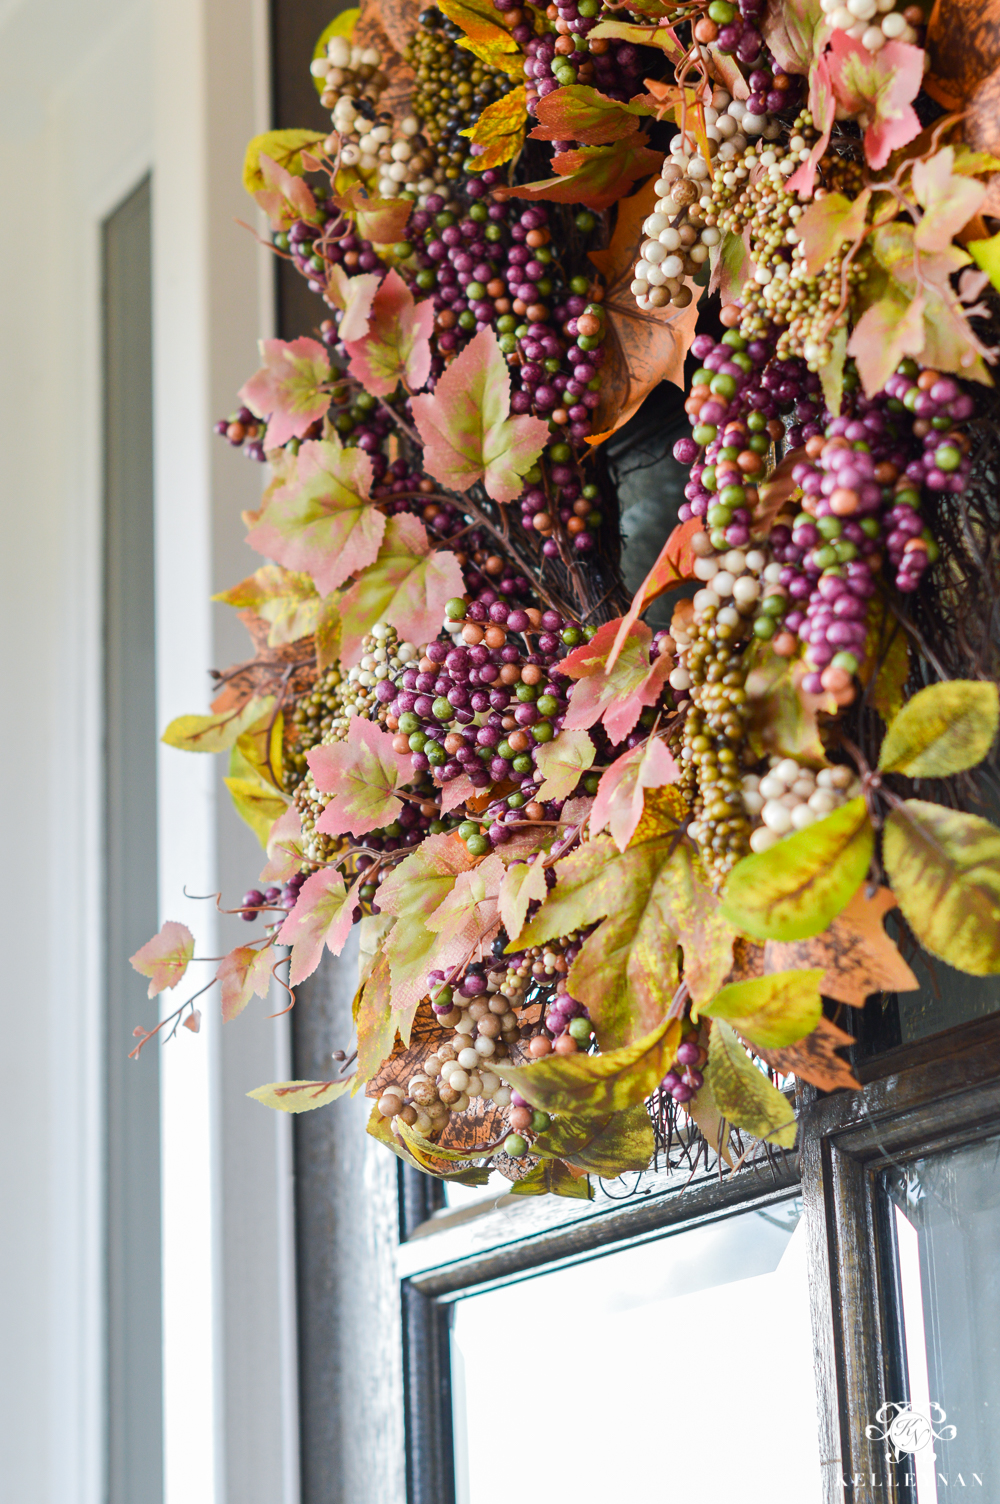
(130, 0), (1000, 1196)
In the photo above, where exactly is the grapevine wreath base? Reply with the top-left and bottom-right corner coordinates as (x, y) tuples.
(130, 0), (1000, 1196)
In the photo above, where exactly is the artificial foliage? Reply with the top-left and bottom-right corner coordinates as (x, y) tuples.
(131, 0), (1000, 1196)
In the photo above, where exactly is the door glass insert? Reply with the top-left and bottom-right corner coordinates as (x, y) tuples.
(450, 1199), (822, 1504)
(882, 1136), (1000, 1498)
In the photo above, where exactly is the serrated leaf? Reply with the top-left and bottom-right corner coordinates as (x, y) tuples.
(337, 513), (465, 666)
(798, 189), (870, 277)
(820, 324), (848, 417)
(699, 969), (823, 1050)
(238, 337), (331, 450)
(214, 565), (323, 648)
(425, 853), (504, 952)
(562, 617), (673, 745)
(847, 287), (926, 398)
(462, 85), (527, 169)
(129, 920), (195, 998)
(497, 1015), (681, 1115)
(883, 800), (1000, 975)
(498, 857), (549, 943)
(243, 130), (326, 194)
(867, 220), (992, 386)
(217, 944), (276, 1023)
(720, 798), (874, 942)
(604, 518), (701, 669)
(532, 1102), (654, 1176)
(411, 327), (549, 504)
(706, 1021), (797, 1148)
(224, 775), (289, 847)
(248, 1078), (353, 1113)
(343, 269), (433, 396)
(589, 737), (679, 853)
(326, 266), (381, 341)
(529, 84), (652, 145)
(246, 435), (383, 598)
(376, 834), (477, 1035)
(308, 716), (413, 837)
(913, 146), (988, 252)
(827, 33), (922, 169)
(354, 951), (395, 1086)
(277, 868), (362, 986)
(762, 0), (826, 74)
(757, 1016), (860, 1093)
(494, 131), (663, 212)
(878, 680), (999, 777)
(162, 694), (276, 754)
(508, 1160), (594, 1198)
(333, 182), (413, 245)
(259, 805), (307, 883)
(533, 728), (596, 802)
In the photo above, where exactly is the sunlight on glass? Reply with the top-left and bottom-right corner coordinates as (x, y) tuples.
(451, 1200), (822, 1504)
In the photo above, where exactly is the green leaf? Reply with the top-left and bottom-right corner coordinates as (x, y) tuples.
(878, 680), (999, 778)
(507, 1161), (594, 1199)
(376, 833), (476, 1034)
(498, 857), (549, 943)
(705, 1021), (797, 1148)
(224, 775), (289, 847)
(531, 1102), (654, 1175)
(366, 1104), (492, 1183)
(798, 189), (870, 278)
(496, 1016), (681, 1116)
(248, 1078), (353, 1113)
(968, 228), (1000, 294)
(161, 695), (275, 754)
(353, 952), (396, 1088)
(243, 129), (326, 194)
(819, 324), (847, 417)
(720, 798), (874, 942)
(698, 969), (823, 1050)
(883, 800), (1000, 975)
(533, 728), (596, 802)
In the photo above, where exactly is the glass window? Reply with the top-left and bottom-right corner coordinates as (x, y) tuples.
(449, 1199), (821, 1504)
(882, 1135), (1000, 1495)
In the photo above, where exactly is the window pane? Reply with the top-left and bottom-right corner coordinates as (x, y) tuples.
(882, 1136), (1000, 1496)
(450, 1200), (822, 1504)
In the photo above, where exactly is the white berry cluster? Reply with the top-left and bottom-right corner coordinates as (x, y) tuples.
(818, 0), (920, 50)
(743, 758), (861, 851)
(668, 533), (768, 694)
(631, 90), (780, 311)
(312, 35), (444, 203)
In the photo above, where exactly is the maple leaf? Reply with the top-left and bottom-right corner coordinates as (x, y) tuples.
(309, 716), (414, 838)
(214, 565), (323, 648)
(252, 151), (320, 230)
(498, 857), (549, 943)
(589, 736), (678, 852)
(767, 885), (919, 1009)
(585, 180), (702, 444)
(494, 132), (663, 213)
(867, 221), (993, 383)
(337, 513), (465, 665)
(435, 0), (524, 76)
(259, 805), (306, 883)
(333, 181), (413, 244)
(243, 131), (327, 195)
(827, 34), (923, 170)
(605, 517), (701, 669)
(462, 86), (527, 170)
(326, 265), (381, 341)
(246, 435), (383, 597)
(238, 337), (331, 450)
(562, 616), (673, 744)
(410, 328), (549, 504)
(440, 773), (478, 814)
(425, 852), (505, 951)
(756, 1016), (860, 1093)
(762, 0), (827, 75)
(217, 944), (276, 1023)
(848, 289), (926, 398)
(207, 620), (317, 720)
(533, 728), (596, 802)
(278, 868), (362, 987)
(130, 920), (195, 999)
(343, 269), (433, 397)
(162, 694), (276, 754)
(529, 85), (653, 145)
(376, 834), (477, 1036)
(798, 189), (870, 277)
(912, 146), (988, 252)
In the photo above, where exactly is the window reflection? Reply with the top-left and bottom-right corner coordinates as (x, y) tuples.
(450, 1200), (822, 1504)
(883, 1136), (1000, 1497)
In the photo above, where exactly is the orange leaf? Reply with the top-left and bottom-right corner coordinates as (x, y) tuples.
(585, 178), (702, 446)
(756, 1016), (861, 1091)
(764, 883), (919, 1009)
(605, 517), (701, 670)
(494, 132), (663, 213)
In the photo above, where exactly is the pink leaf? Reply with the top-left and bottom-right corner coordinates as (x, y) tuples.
(410, 328), (549, 504)
(130, 920), (195, 998)
(912, 146), (988, 252)
(338, 513), (465, 665)
(278, 868), (362, 986)
(309, 717), (413, 838)
(826, 34), (922, 170)
(589, 737), (678, 853)
(343, 269), (434, 397)
(533, 729), (596, 802)
(847, 291), (926, 397)
(326, 266), (381, 342)
(377, 834), (477, 1035)
(238, 337), (331, 450)
(259, 806), (306, 883)
(787, 56), (835, 196)
(217, 945), (275, 1023)
(253, 153), (318, 231)
(440, 773), (478, 814)
(561, 617), (673, 745)
(334, 182), (412, 245)
(498, 856), (548, 943)
(425, 853), (505, 952)
(246, 436), (383, 597)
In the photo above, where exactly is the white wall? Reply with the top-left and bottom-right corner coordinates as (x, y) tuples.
(0, 0), (299, 1499)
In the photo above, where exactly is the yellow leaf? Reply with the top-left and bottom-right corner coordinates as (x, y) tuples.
(243, 129), (327, 193)
(248, 1078), (353, 1113)
(461, 85), (527, 169)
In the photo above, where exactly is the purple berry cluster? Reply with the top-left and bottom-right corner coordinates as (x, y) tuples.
(240, 872), (308, 921)
(661, 1038), (705, 1104)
